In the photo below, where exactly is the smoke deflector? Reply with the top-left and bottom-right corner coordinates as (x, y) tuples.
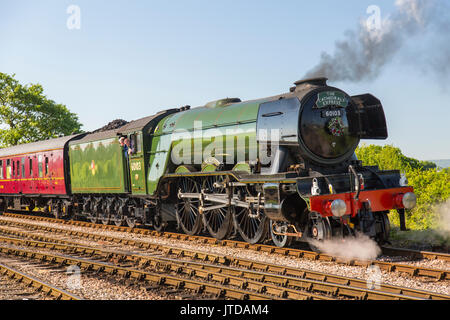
(347, 94), (388, 139)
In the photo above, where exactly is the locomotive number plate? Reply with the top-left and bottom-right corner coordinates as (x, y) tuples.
(321, 110), (342, 118)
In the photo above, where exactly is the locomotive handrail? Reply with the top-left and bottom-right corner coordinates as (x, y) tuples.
(348, 165), (361, 200)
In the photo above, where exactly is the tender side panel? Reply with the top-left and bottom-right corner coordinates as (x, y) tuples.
(69, 137), (128, 194)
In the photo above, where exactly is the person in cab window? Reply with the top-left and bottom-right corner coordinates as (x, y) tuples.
(119, 136), (128, 159)
(123, 138), (132, 156)
(126, 137), (134, 155)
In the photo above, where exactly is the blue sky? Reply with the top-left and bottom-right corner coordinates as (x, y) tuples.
(0, 0), (448, 160)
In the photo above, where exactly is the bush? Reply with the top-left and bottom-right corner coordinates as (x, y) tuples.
(355, 144), (450, 231)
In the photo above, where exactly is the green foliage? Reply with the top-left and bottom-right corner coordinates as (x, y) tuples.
(356, 144), (450, 231)
(389, 227), (450, 249)
(355, 144), (436, 171)
(0, 72), (83, 147)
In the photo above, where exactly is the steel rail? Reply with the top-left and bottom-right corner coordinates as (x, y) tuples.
(2, 213), (450, 282)
(0, 236), (327, 300)
(0, 243), (294, 300)
(381, 246), (450, 262)
(0, 262), (82, 300)
(0, 231), (448, 300)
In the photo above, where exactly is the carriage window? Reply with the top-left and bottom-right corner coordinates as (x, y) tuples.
(38, 155), (43, 178)
(0, 160), (3, 179)
(21, 158), (25, 178)
(29, 158), (33, 177)
(12, 161), (15, 177)
(6, 160), (11, 179)
(45, 157), (49, 176)
(17, 160), (20, 177)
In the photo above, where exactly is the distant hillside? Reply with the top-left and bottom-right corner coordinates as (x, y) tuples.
(429, 159), (450, 169)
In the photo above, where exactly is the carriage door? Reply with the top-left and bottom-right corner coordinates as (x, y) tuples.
(16, 159), (22, 193)
(129, 132), (146, 195)
(20, 158), (25, 193)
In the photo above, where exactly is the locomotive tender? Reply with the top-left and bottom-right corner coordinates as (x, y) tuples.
(0, 78), (416, 248)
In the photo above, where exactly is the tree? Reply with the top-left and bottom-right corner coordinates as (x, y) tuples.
(355, 144), (437, 171)
(0, 72), (82, 147)
(356, 144), (449, 230)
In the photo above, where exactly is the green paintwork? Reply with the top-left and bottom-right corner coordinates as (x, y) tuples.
(129, 156), (145, 194)
(201, 164), (217, 172)
(175, 165), (193, 173)
(146, 100), (264, 195)
(232, 162), (251, 173)
(123, 132), (147, 195)
(147, 116), (173, 195)
(69, 137), (128, 194)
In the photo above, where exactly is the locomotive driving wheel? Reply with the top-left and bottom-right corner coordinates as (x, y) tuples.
(176, 177), (203, 235)
(306, 211), (332, 252)
(233, 186), (268, 244)
(201, 175), (233, 240)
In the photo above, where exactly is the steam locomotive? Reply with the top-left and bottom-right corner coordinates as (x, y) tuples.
(0, 77), (416, 248)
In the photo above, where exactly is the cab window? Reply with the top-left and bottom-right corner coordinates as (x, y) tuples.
(0, 160), (3, 179)
(130, 133), (142, 154)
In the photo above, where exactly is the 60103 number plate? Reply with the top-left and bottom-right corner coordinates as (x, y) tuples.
(321, 109), (342, 118)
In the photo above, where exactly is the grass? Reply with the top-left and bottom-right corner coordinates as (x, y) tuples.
(389, 226), (450, 252)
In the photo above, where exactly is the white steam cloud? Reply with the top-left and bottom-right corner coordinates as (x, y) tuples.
(437, 199), (450, 233)
(308, 233), (382, 261)
(304, 0), (450, 82)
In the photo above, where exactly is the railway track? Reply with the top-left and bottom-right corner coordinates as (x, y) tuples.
(1, 212), (449, 282)
(381, 246), (450, 262)
(0, 258), (81, 300)
(0, 221), (448, 300)
(0, 240), (312, 300)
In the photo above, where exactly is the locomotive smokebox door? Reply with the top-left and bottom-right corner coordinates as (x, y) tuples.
(347, 94), (388, 139)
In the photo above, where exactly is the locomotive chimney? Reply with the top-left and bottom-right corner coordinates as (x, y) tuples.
(290, 77), (328, 92)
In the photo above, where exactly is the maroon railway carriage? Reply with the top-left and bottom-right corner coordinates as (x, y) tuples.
(0, 134), (84, 213)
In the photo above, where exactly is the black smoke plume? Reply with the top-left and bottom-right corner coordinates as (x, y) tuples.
(304, 0), (450, 83)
